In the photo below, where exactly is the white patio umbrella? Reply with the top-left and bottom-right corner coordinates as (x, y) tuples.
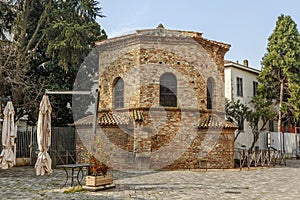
(34, 95), (52, 175)
(0, 101), (16, 169)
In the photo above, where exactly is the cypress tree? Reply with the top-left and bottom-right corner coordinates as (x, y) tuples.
(260, 14), (300, 132)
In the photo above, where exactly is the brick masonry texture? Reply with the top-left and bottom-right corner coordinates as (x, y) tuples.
(76, 28), (236, 170)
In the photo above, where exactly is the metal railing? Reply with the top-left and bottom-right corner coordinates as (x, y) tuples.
(235, 149), (286, 170)
(197, 149), (287, 171)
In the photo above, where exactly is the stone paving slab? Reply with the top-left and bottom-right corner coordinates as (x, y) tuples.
(0, 159), (300, 199)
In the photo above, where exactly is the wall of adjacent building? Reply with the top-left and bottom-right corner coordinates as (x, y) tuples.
(224, 61), (261, 149)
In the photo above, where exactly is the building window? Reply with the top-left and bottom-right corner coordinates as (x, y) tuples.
(113, 77), (124, 109)
(160, 73), (177, 107)
(207, 78), (214, 109)
(269, 120), (274, 132)
(238, 117), (244, 131)
(253, 81), (258, 97)
(237, 77), (243, 97)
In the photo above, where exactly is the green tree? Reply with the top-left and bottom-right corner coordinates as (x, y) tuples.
(246, 96), (277, 151)
(0, 0), (106, 126)
(226, 99), (250, 142)
(260, 14), (300, 132)
(226, 97), (277, 152)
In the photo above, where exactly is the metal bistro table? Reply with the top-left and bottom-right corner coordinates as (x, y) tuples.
(56, 163), (90, 188)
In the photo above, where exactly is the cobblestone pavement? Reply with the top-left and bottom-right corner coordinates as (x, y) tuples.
(0, 159), (300, 200)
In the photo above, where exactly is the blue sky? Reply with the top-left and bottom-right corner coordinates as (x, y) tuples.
(97, 0), (300, 70)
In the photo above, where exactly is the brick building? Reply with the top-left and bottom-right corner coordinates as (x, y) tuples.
(75, 28), (238, 170)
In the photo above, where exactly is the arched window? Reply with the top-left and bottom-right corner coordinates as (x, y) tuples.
(160, 73), (177, 107)
(113, 77), (124, 109)
(207, 78), (214, 109)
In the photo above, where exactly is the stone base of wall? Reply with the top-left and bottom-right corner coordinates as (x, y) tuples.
(75, 126), (235, 170)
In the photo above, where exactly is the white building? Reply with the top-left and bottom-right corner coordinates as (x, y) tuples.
(224, 59), (260, 149)
(224, 60), (300, 155)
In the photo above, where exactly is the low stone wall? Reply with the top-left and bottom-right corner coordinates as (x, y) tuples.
(75, 125), (235, 170)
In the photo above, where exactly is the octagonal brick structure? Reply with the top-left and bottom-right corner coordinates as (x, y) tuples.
(75, 28), (237, 170)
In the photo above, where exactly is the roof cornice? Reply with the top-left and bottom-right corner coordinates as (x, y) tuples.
(224, 61), (260, 74)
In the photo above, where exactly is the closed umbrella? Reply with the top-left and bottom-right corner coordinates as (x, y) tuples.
(0, 101), (15, 169)
(34, 95), (52, 175)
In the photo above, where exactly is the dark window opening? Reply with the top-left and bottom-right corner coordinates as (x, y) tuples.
(238, 117), (244, 131)
(253, 81), (258, 97)
(160, 73), (177, 107)
(207, 78), (214, 109)
(237, 77), (243, 97)
(113, 78), (124, 109)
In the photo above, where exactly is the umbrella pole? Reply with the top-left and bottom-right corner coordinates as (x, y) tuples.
(13, 125), (17, 165)
(0, 102), (2, 146)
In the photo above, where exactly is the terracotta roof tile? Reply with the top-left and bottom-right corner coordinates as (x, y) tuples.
(73, 110), (144, 127)
(198, 114), (238, 129)
(99, 112), (131, 126)
(194, 37), (231, 51)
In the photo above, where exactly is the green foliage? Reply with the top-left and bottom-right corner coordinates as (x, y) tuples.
(289, 81), (300, 120)
(247, 95), (277, 129)
(0, 0), (107, 126)
(226, 97), (277, 151)
(45, 0), (106, 72)
(226, 99), (251, 142)
(0, 1), (16, 40)
(260, 14), (300, 127)
(226, 99), (250, 129)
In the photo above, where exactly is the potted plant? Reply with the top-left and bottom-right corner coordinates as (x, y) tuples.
(84, 136), (114, 187)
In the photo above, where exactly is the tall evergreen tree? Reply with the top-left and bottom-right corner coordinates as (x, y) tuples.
(0, 0), (106, 125)
(260, 14), (300, 132)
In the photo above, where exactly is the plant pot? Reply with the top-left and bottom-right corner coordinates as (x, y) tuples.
(85, 174), (113, 187)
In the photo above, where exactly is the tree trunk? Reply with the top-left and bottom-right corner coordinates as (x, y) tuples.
(277, 78), (284, 133)
(234, 129), (241, 142)
(249, 129), (259, 153)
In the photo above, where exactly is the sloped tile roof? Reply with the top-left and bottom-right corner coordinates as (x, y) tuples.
(199, 37), (231, 50)
(99, 112), (131, 126)
(198, 114), (238, 129)
(96, 28), (230, 52)
(73, 110), (144, 127)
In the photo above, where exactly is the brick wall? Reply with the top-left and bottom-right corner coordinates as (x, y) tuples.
(75, 28), (235, 170)
(97, 29), (228, 112)
(75, 120), (235, 169)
